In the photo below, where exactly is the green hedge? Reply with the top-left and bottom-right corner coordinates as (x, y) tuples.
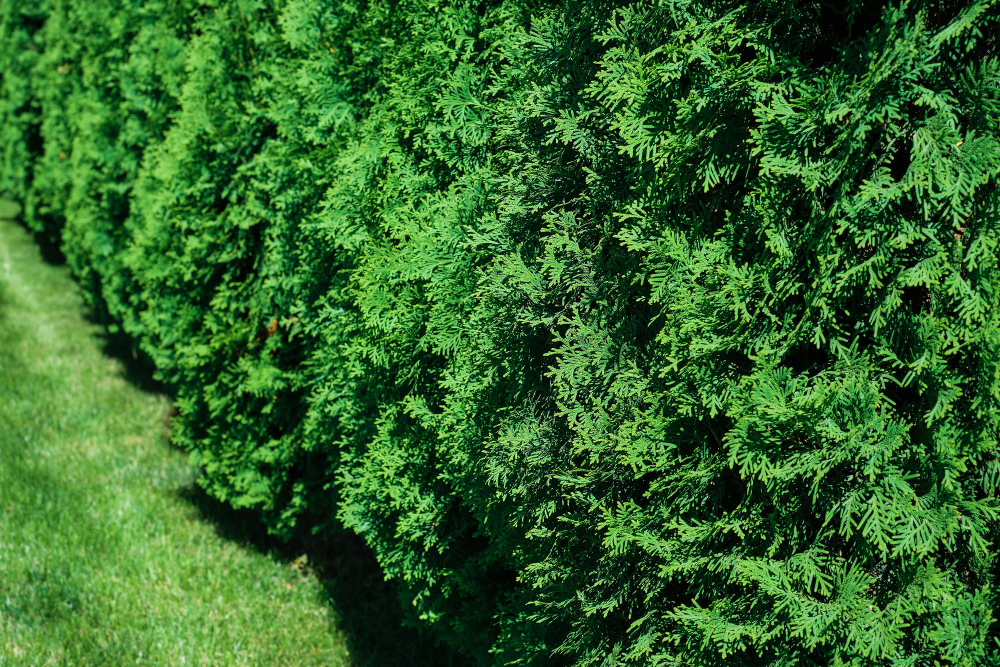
(3, 0), (1000, 663)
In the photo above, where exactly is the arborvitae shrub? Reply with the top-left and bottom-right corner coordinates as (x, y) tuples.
(0, 0), (46, 237)
(2, 1), (999, 664)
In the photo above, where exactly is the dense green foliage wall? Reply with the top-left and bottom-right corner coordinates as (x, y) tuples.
(3, 0), (1000, 663)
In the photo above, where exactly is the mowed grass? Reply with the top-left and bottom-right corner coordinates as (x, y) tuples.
(0, 211), (359, 666)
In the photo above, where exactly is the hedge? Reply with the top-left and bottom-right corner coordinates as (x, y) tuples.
(3, 0), (1000, 664)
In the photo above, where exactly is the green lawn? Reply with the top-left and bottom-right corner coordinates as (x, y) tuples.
(0, 211), (450, 666)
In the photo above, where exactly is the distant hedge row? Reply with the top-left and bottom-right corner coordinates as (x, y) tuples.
(3, 1), (1000, 664)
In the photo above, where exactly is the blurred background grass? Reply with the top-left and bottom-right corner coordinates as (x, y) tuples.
(0, 205), (461, 666)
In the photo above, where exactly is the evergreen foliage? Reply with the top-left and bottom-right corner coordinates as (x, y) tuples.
(2, 0), (1000, 663)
